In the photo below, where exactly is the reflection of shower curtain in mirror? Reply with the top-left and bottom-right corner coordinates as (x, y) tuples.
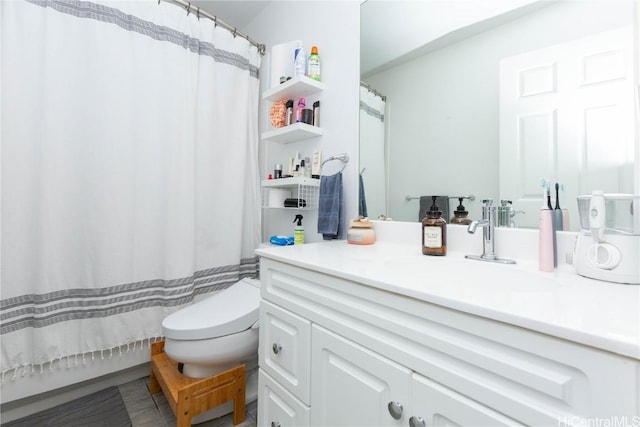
(1, 0), (261, 380)
(359, 87), (387, 218)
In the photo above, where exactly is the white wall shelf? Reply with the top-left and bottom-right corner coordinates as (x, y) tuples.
(261, 177), (320, 188)
(262, 177), (319, 209)
(262, 123), (323, 143)
(263, 76), (324, 102)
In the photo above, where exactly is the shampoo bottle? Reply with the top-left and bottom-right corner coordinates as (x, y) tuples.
(307, 46), (321, 81)
(422, 196), (447, 256)
(294, 42), (306, 77)
(313, 101), (320, 127)
(285, 100), (294, 125)
(296, 98), (306, 123)
(293, 214), (304, 245)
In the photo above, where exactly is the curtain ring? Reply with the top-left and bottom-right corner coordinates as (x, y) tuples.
(196, 6), (200, 20)
(157, 0), (160, 4)
(233, 27), (237, 38)
(186, 2), (191, 15)
(214, 16), (217, 27)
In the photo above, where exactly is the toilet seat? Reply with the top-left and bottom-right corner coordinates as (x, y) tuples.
(162, 278), (260, 340)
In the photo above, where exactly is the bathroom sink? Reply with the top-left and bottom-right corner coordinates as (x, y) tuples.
(382, 255), (560, 292)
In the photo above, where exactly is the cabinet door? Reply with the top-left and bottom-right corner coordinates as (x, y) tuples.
(410, 373), (524, 426)
(260, 300), (312, 404)
(258, 369), (310, 427)
(310, 325), (411, 427)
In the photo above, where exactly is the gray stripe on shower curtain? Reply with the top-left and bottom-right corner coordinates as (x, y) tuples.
(0, 257), (259, 334)
(359, 100), (385, 122)
(25, 0), (260, 78)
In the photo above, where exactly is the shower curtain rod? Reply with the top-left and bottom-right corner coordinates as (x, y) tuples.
(161, 0), (266, 55)
(360, 81), (386, 101)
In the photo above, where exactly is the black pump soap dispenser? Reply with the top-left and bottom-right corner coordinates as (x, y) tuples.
(422, 196), (447, 256)
(450, 197), (472, 225)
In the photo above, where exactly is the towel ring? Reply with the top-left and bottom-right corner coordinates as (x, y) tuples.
(321, 153), (349, 174)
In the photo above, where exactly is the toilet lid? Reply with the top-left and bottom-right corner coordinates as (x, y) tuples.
(162, 278), (260, 340)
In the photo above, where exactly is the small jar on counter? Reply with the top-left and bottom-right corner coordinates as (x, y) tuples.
(347, 217), (376, 245)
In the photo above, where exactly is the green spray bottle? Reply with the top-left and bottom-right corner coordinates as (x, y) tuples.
(293, 214), (304, 245)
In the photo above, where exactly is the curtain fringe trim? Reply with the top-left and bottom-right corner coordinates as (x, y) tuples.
(0, 336), (166, 384)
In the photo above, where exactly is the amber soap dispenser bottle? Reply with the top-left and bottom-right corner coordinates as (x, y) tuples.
(422, 196), (447, 256)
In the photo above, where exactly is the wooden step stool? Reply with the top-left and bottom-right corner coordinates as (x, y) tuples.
(149, 340), (246, 427)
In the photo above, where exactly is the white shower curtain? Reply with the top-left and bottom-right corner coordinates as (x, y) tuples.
(359, 86), (387, 218)
(1, 0), (261, 379)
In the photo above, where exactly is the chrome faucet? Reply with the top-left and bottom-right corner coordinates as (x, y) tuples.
(465, 199), (516, 264)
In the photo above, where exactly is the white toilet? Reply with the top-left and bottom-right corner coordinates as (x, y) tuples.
(162, 277), (260, 423)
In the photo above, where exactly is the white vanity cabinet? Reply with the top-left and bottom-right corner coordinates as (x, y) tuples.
(257, 256), (640, 427)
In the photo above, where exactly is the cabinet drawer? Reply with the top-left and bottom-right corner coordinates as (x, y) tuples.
(260, 300), (312, 404)
(258, 369), (310, 427)
(410, 373), (523, 426)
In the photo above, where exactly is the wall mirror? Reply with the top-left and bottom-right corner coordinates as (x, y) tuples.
(359, 0), (638, 230)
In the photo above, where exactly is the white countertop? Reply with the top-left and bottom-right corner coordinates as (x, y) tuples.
(256, 240), (640, 360)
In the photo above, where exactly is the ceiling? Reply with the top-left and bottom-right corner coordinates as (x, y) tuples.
(189, 1), (270, 29)
(360, 0), (542, 77)
(187, 1), (544, 78)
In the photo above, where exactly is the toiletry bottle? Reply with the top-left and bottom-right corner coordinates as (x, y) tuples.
(299, 159), (306, 177)
(304, 157), (312, 178)
(308, 46), (321, 81)
(311, 148), (322, 179)
(539, 179), (555, 271)
(296, 98), (306, 123)
(450, 197), (472, 225)
(313, 101), (320, 127)
(294, 42), (306, 77)
(422, 196), (447, 256)
(293, 214), (304, 245)
(287, 157), (295, 177)
(285, 100), (294, 125)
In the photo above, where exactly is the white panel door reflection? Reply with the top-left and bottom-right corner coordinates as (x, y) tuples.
(500, 27), (635, 229)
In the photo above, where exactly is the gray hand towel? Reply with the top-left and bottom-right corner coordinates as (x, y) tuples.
(318, 172), (342, 240)
(419, 196), (449, 222)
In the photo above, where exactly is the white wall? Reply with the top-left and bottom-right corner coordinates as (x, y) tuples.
(365, 1), (635, 223)
(244, 1), (360, 243)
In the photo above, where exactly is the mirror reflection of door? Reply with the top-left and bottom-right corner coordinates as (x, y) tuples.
(359, 85), (387, 219)
(500, 27), (635, 229)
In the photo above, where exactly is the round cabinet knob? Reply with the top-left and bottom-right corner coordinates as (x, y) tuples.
(272, 343), (282, 355)
(271, 422), (281, 427)
(387, 401), (403, 420)
(409, 416), (426, 427)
